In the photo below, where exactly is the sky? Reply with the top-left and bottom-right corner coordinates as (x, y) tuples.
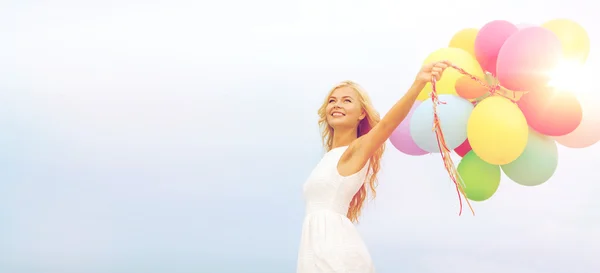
(1, 0), (599, 272)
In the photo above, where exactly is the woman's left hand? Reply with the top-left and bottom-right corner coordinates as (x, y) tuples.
(415, 60), (452, 85)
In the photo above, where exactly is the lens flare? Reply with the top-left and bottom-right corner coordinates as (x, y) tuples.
(547, 58), (593, 95)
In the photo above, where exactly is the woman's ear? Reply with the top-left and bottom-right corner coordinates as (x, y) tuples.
(359, 110), (366, 121)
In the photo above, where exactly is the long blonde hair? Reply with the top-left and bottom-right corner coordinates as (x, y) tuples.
(317, 80), (385, 223)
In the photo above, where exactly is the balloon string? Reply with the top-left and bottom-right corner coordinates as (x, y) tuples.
(429, 64), (529, 215)
(430, 79), (475, 216)
(449, 64), (526, 104)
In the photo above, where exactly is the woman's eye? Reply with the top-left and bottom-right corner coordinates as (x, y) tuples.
(329, 99), (335, 103)
(344, 99), (351, 103)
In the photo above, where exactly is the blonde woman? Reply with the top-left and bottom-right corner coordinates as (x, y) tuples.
(297, 60), (451, 272)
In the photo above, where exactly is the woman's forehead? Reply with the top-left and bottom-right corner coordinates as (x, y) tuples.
(331, 86), (357, 97)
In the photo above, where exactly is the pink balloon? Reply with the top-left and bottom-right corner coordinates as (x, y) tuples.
(474, 20), (518, 75)
(389, 101), (428, 156)
(496, 27), (563, 92)
(554, 93), (600, 148)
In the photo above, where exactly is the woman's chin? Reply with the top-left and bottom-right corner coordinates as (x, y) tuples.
(328, 119), (354, 129)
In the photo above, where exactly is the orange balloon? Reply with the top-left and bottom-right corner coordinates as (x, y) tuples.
(455, 75), (489, 99)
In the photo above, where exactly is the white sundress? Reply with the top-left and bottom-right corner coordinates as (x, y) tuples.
(296, 146), (375, 273)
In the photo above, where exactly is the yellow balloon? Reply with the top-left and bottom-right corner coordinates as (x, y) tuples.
(449, 28), (479, 57)
(417, 47), (485, 101)
(467, 96), (528, 165)
(542, 19), (590, 63)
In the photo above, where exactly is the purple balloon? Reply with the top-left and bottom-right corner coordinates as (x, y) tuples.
(496, 27), (563, 92)
(389, 101), (428, 156)
(474, 20), (518, 75)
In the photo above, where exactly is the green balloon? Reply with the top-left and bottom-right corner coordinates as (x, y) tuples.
(457, 151), (501, 201)
(501, 128), (558, 186)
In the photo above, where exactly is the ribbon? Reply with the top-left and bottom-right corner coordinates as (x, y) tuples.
(429, 64), (526, 216)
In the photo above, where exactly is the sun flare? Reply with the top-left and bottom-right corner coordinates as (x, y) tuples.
(547, 58), (594, 95)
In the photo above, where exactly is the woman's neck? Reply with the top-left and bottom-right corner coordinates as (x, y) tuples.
(331, 128), (358, 149)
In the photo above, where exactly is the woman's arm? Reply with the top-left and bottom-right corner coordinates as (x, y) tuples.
(352, 60), (451, 161)
(363, 80), (425, 143)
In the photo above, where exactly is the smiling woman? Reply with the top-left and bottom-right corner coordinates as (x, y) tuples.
(295, 59), (451, 273)
(317, 81), (383, 223)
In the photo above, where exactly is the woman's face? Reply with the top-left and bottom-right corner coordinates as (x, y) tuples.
(325, 86), (365, 129)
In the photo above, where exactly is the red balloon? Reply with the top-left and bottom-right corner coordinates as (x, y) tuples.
(454, 139), (472, 157)
(496, 27), (563, 92)
(517, 88), (583, 136)
(474, 20), (518, 75)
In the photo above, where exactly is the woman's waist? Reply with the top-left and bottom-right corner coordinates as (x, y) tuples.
(304, 201), (349, 216)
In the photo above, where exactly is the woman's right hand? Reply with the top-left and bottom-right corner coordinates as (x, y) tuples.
(414, 60), (452, 85)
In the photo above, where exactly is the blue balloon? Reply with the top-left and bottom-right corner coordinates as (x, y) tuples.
(409, 95), (474, 153)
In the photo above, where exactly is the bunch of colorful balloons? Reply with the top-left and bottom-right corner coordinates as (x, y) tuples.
(390, 18), (597, 204)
